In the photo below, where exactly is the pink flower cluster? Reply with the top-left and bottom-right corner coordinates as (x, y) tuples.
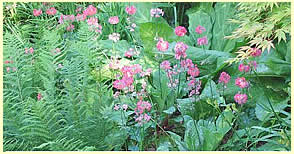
(195, 25), (206, 34)
(156, 38), (169, 52)
(33, 9), (42, 16)
(234, 93), (248, 105)
(113, 64), (151, 93)
(4, 58), (16, 73)
(134, 100), (152, 125)
(234, 77), (249, 105)
(109, 57), (121, 70)
(113, 104), (128, 111)
(160, 60), (171, 70)
(108, 16), (119, 25)
(46, 7), (57, 15)
(25, 47), (34, 54)
(175, 26), (187, 37)
(238, 61), (258, 73)
(37, 93), (42, 101)
(174, 42), (188, 60)
(83, 5), (97, 16)
(87, 17), (102, 34)
(250, 48), (262, 57)
(125, 5), (137, 15)
(235, 77), (249, 89)
(150, 8), (164, 17)
(197, 36), (208, 46)
(218, 72), (231, 85)
(124, 48), (139, 58)
(187, 79), (202, 97)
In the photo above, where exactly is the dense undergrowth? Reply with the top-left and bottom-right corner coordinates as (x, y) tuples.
(3, 2), (291, 151)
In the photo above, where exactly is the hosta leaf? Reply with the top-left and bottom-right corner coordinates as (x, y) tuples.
(211, 3), (243, 52)
(187, 10), (213, 49)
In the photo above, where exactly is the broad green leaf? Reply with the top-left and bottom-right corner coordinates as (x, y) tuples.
(211, 3), (243, 52)
(187, 10), (213, 49)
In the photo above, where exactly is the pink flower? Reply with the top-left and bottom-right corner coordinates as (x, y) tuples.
(150, 8), (164, 17)
(37, 93), (42, 101)
(109, 57), (121, 70)
(87, 17), (98, 25)
(197, 36), (208, 46)
(140, 68), (152, 77)
(125, 5), (136, 15)
(113, 79), (126, 90)
(114, 104), (120, 111)
(131, 23), (136, 28)
(251, 48), (262, 57)
(58, 15), (64, 24)
(160, 60), (171, 70)
(25, 47), (34, 54)
(238, 63), (250, 72)
(122, 104), (128, 110)
(83, 5), (97, 16)
(174, 42), (188, 60)
(76, 13), (86, 21)
(156, 38), (169, 52)
(46, 7), (57, 15)
(33, 9), (42, 16)
(6, 67), (10, 73)
(4, 60), (10, 64)
(249, 61), (257, 70)
(75, 7), (82, 12)
(180, 59), (194, 69)
(143, 113), (151, 122)
(235, 77), (249, 88)
(195, 25), (206, 34)
(113, 91), (120, 98)
(135, 100), (152, 115)
(66, 24), (75, 31)
(108, 16), (119, 24)
(218, 72), (231, 84)
(187, 65), (200, 77)
(175, 26), (187, 37)
(125, 48), (134, 58)
(234, 93), (248, 105)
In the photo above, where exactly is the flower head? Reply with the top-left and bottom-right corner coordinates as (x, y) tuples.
(187, 65), (200, 77)
(108, 16), (119, 24)
(175, 26), (187, 37)
(160, 60), (171, 70)
(76, 13), (86, 21)
(197, 36), (208, 46)
(125, 48), (135, 58)
(83, 5), (97, 16)
(66, 24), (75, 31)
(114, 104), (120, 110)
(33, 9), (42, 16)
(122, 104), (128, 110)
(238, 63), (250, 73)
(234, 93), (248, 105)
(46, 7), (57, 15)
(251, 48), (262, 57)
(235, 77), (249, 88)
(174, 42), (188, 60)
(125, 5), (136, 15)
(249, 61), (257, 70)
(156, 38), (169, 52)
(37, 93), (42, 101)
(150, 8), (164, 17)
(195, 25), (206, 34)
(218, 72), (231, 84)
